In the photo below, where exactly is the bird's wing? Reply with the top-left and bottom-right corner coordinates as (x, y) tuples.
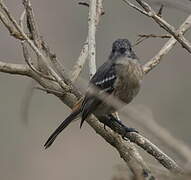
(80, 61), (117, 127)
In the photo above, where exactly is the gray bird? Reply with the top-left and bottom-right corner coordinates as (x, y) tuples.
(44, 39), (144, 149)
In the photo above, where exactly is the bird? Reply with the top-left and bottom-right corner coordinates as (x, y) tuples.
(44, 38), (144, 149)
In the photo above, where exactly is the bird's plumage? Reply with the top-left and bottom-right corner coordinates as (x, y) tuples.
(44, 39), (143, 149)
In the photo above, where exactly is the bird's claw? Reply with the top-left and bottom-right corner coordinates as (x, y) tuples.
(122, 127), (139, 140)
(125, 127), (139, 133)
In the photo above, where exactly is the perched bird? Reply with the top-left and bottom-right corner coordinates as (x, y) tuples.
(44, 39), (144, 149)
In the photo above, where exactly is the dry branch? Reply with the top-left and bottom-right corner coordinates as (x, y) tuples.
(135, 0), (191, 53)
(143, 15), (191, 74)
(70, 0), (104, 82)
(0, 60), (30, 76)
(122, 0), (191, 54)
(134, 33), (171, 46)
(88, 0), (98, 78)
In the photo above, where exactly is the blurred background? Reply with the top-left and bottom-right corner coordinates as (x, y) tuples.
(0, 0), (191, 180)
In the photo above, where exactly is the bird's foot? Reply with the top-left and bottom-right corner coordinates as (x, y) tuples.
(125, 127), (139, 133)
(122, 127), (139, 140)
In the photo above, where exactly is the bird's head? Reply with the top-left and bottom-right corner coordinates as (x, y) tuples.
(109, 39), (138, 61)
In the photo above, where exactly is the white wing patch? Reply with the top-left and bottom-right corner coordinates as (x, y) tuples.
(95, 75), (116, 86)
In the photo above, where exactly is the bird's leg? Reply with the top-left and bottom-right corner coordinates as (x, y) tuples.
(98, 114), (139, 140)
(107, 114), (139, 137)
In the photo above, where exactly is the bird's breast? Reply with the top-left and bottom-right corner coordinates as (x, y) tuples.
(114, 59), (143, 104)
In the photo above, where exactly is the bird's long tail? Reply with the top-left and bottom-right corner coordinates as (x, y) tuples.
(44, 108), (81, 149)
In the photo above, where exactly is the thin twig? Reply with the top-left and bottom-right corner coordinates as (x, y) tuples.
(19, 10), (55, 81)
(122, 0), (148, 16)
(143, 15), (191, 74)
(22, 0), (50, 75)
(0, 60), (30, 76)
(134, 0), (191, 53)
(22, 0), (40, 47)
(0, 11), (24, 40)
(70, 39), (88, 82)
(157, 4), (164, 17)
(0, 0), (71, 92)
(78, 1), (89, 7)
(21, 42), (55, 81)
(134, 33), (171, 46)
(41, 39), (66, 81)
(122, 0), (191, 53)
(41, 39), (82, 99)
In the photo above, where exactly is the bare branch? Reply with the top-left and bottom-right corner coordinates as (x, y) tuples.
(88, 0), (98, 78)
(70, 39), (88, 82)
(0, 11), (24, 40)
(129, 133), (182, 174)
(19, 10), (55, 81)
(41, 40), (66, 81)
(0, 0), (71, 92)
(87, 116), (156, 179)
(78, 1), (89, 7)
(122, 0), (191, 54)
(22, 0), (41, 47)
(22, 0), (51, 75)
(134, 0), (191, 53)
(134, 33), (171, 46)
(96, 115), (182, 174)
(157, 4), (164, 17)
(21, 42), (56, 81)
(41, 39), (82, 99)
(70, 0), (104, 82)
(122, 0), (148, 16)
(0, 60), (30, 76)
(143, 15), (191, 74)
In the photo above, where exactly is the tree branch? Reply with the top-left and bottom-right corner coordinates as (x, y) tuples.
(70, 0), (103, 82)
(0, 60), (30, 76)
(135, 0), (191, 53)
(143, 15), (191, 74)
(122, 0), (191, 54)
(87, 0), (98, 78)
(0, 0), (71, 93)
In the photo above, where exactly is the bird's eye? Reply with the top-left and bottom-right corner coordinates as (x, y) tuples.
(119, 48), (126, 54)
